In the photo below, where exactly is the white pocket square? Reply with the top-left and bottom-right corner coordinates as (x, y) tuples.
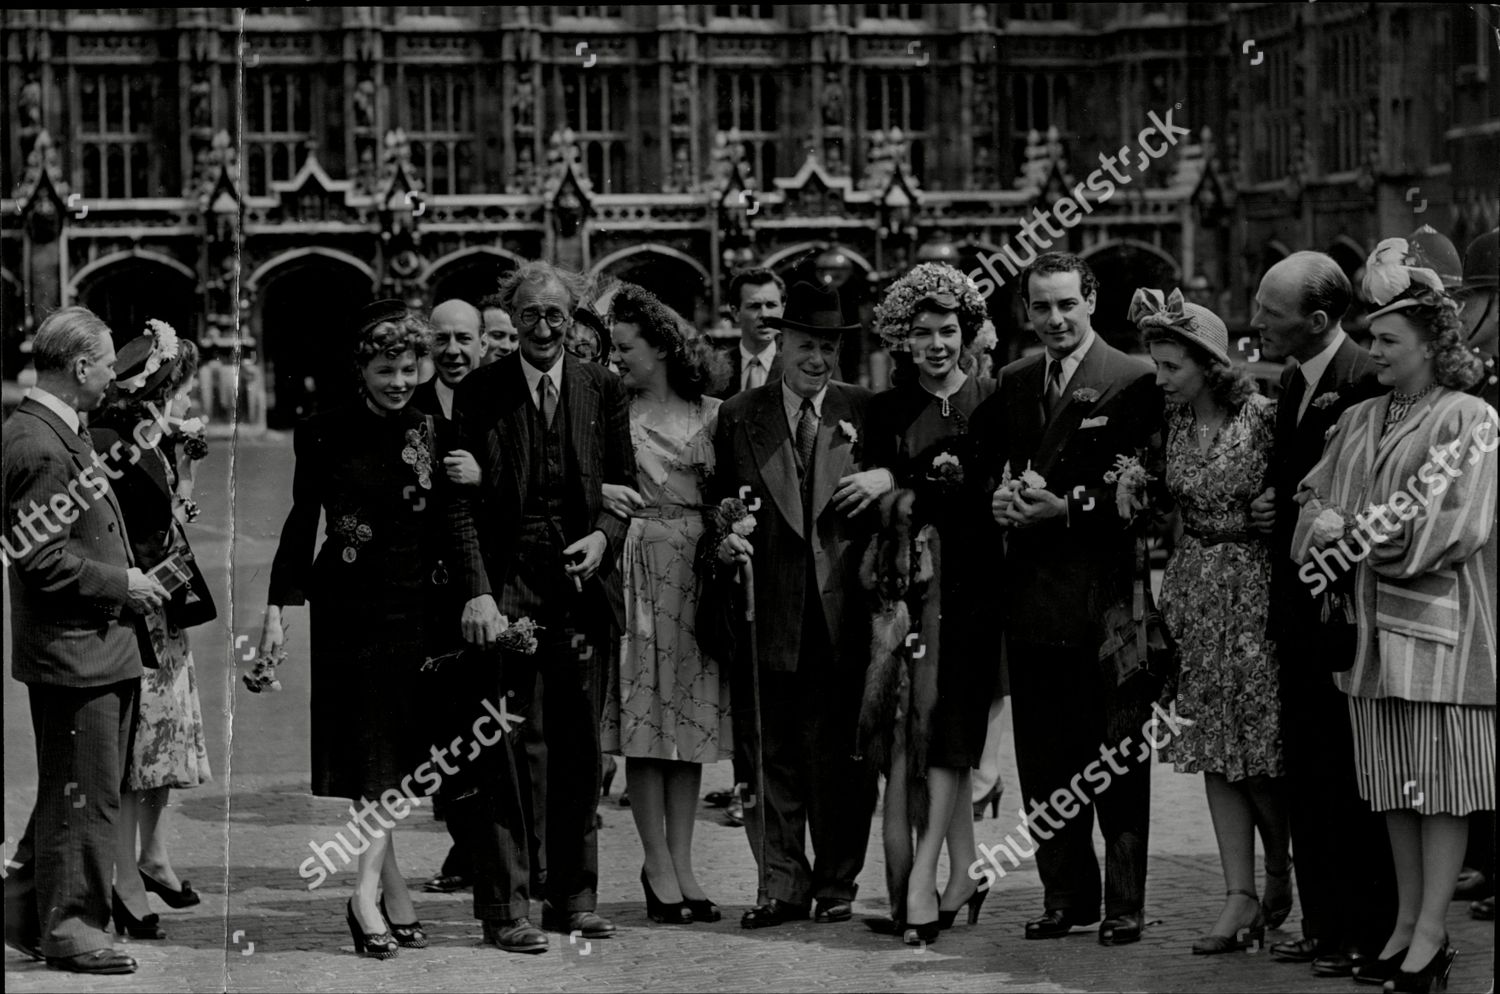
(1080, 416), (1110, 429)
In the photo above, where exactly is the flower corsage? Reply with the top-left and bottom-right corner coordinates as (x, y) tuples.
(927, 451), (965, 488)
(1102, 452), (1156, 523)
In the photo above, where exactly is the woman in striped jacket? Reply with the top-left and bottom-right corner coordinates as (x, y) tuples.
(1294, 238), (1496, 994)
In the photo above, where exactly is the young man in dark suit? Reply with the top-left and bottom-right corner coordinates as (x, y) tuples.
(710, 268), (787, 400)
(448, 262), (635, 954)
(3, 306), (168, 975)
(971, 253), (1164, 945)
(1247, 251), (1396, 978)
(711, 281), (893, 928)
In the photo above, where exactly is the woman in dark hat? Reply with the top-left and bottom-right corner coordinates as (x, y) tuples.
(92, 320), (216, 941)
(859, 263), (998, 944)
(1132, 287), (1291, 954)
(255, 300), (445, 959)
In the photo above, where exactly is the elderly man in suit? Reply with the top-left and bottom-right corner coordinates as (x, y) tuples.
(710, 268), (787, 400)
(712, 281), (893, 928)
(972, 252), (1164, 945)
(2, 306), (168, 975)
(448, 261), (635, 954)
(1247, 251), (1396, 977)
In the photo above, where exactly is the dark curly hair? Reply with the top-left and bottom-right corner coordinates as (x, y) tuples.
(355, 312), (432, 367)
(1018, 252), (1100, 307)
(1142, 327), (1259, 410)
(1378, 289), (1484, 390)
(609, 282), (729, 401)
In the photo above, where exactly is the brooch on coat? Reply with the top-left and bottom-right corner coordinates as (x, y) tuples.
(402, 424), (433, 489)
(333, 514), (373, 563)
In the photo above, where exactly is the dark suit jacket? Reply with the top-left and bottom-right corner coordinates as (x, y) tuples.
(3, 397), (146, 686)
(710, 381), (873, 671)
(448, 352), (634, 632)
(707, 341), (784, 400)
(971, 338), (1164, 647)
(1266, 335), (1385, 639)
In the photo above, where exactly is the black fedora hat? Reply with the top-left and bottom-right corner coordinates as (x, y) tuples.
(766, 281), (860, 337)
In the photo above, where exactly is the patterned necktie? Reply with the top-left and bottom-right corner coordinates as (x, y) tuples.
(1043, 359), (1064, 421)
(745, 356), (766, 393)
(795, 398), (818, 475)
(538, 374), (557, 429)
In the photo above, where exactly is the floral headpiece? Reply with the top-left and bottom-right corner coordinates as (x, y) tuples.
(1363, 237), (1448, 320)
(873, 263), (987, 352)
(1127, 287), (1230, 366)
(118, 318), (182, 394)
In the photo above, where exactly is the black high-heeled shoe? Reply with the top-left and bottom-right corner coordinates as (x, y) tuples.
(378, 895), (428, 949)
(904, 920), (940, 946)
(1383, 944), (1457, 994)
(640, 868), (692, 924)
(938, 884), (989, 929)
(1190, 889), (1265, 955)
(346, 898), (398, 960)
(111, 890), (165, 940)
(139, 868), (201, 909)
(684, 897), (721, 923)
(1353, 946), (1410, 987)
(972, 784), (1003, 821)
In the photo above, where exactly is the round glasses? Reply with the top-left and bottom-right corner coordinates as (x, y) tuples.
(518, 306), (570, 329)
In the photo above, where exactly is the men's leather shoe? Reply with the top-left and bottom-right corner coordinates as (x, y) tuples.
(542, 909), (616, 938)
(1098, 912), (1143, 946)
(422, 873), (471, 893)
(741, 898), (810, 929)
(481, 918), (548, 954)
(814, 899), (853, 923)
(1471, 895), (1495, 920)
(1454, 867), (1491, 900)
(4, 930), (43, 961)
(46, 949), (138, 974)
(1024, 909), (1094, 940)
(1270, 936), (1327, 962)
(1312, 951), (1362, 977)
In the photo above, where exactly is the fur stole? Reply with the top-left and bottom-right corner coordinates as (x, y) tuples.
(856, 489), (942, 836)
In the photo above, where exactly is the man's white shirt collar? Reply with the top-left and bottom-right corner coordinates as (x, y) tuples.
(740, 340), (776, 390)
(27, 386), (82, 435)
(1297, 329), (1347, 421)
(1045, 328), (1097, 395)
(781, 380), (828, 433)
(520, 356), (565, 410)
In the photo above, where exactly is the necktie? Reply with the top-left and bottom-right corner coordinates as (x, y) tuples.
(795, 398), (818, 476)
(1293, 366), (1315, 424)
(538, 374), (557, 429)
(1043, 360), (1064, 421)
(745, 356), (766, 393)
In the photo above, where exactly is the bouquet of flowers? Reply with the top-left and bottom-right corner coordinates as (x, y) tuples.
(998, 460), (1048, 497)
(1103, 453), (1155, 524)
(177, 415), (209, 461)
(712, 496), (758, 539)
(243, 644), (286, 693)
(496, 615), (542, 655)
(927, 451), (965, 487)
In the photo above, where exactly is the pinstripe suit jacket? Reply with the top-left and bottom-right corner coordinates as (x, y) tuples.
(3, 397), (146, 687)
(447, 352), (634, 631)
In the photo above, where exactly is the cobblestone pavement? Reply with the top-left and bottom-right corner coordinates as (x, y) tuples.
(4, 434), (1494, 993)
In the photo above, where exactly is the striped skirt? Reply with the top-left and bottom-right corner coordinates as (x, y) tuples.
(1348, 696), (1495, 816)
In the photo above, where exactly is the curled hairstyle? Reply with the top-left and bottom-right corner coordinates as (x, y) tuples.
(609, 282), (729, 401)
(355, 312), (432, 367)
(1142, 327), (1259, 410)
(1018, 252), (1100, 307)
(1387, 289), (1483, 390)
(32, 306), (112, 374)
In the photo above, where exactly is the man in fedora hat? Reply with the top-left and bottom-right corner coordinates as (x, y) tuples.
(711, 280), (893, 928)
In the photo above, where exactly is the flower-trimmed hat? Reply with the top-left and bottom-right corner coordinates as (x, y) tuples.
(872, 262), (988, 352)
(114, 318), (182, 395)
(1128, 287), (1230, 366)
(1364, 237), (1448, 320)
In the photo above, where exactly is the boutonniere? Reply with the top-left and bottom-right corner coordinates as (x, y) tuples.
(1072, 387), (1100, 404)
(838, 420), (858, 444)
(402, 424), (433, 489)
(1311, 391), (1341, 410)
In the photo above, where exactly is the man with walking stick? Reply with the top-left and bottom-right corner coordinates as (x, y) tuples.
(710, 281), (891, 928)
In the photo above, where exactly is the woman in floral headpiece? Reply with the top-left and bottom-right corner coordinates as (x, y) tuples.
(91, 321), (217, 940)
(858, 262), (998, 945)
(1131, 288), (1293, 954)
(1294, 238), (1496, 992)
(257, 301), (446, 959)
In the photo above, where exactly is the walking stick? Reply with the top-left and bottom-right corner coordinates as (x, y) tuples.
(740, 558), (770, 905)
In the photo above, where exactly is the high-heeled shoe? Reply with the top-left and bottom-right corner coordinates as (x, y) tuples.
(1262, 859), (1293, 929)
(684, 897), (721, 923)
(111, 890), (165, 940)
(1190, 889), (1265, 954)
(903, 892), (941, 946)
(139, 868), (201, 909)
(938, 884), (989, 929)
(972, 784), (1003, 821)
(1353, 946), (1410, 987)
(346, 898), (398, 960)
(1383, 944), (1456, 994)
(378, 895), (428, 949)
(640, 868), (692, 924)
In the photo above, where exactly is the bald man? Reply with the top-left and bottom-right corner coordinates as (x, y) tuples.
(1247, 252), (1394, 977)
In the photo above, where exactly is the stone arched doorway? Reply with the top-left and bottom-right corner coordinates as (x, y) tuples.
(1081, 240), (1182, 352)
(427, 249), (521, 309)
(72, 253), (197, 350)
(592, 247), (712, 328)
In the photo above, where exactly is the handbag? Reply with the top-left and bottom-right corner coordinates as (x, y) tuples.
(1097, 540), (1177, 689)
(1309, 585), (1359, 672)
(158, 519), (218, 630)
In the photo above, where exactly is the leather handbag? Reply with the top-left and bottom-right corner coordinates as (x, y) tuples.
(1309, 585), (1359, 672)
(158, 519), (218, 630)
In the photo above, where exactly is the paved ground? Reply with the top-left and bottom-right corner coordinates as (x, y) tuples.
(4, 432), (1494, 993)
